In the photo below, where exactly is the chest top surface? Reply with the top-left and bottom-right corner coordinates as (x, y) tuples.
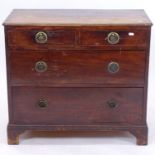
(3, 9), (152, 26)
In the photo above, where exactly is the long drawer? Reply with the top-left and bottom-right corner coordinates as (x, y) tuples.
(11, 87), (143, 125)
(9, 50), (146, 86)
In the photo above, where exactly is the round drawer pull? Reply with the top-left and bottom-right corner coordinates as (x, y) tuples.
(38, 99), (48, 108)
(35, 61), (47, 73)
(107, 32), (120, 44)
(35, 31), (48, 43)
(107, 100), (118, 109)
(108, 62), (120, 74)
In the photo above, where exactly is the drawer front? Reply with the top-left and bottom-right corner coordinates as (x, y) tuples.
(6, 27), (76, 49)
(9, 51), (145, 86)
(80, 29), (149, 49)
(12, 87), (143, 125)
(6, 27), (150, 50)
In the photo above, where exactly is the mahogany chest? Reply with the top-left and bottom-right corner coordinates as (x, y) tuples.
(3, 9), (152, 145)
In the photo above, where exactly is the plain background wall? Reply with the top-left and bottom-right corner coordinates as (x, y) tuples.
(0, 0), (155, 155)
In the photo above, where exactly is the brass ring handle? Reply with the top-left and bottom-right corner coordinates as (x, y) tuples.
(38, 99), (48, 109)
(108, 62), (120, 74)
(107, 100), (118, 109)
(35, 31), (48, 43)
(35, 61), (47, 73)
(107, 32), (120, 44)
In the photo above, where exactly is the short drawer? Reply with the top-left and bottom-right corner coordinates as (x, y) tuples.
(9, 51), (145, 86)
(80, 29), (149, 50)
(11, 87), (143, 125)
(6, 27), (76, 50)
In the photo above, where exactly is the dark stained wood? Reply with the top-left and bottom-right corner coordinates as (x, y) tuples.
(7, 125), (25, 145)
(7, 124), (148, 145)
(3, 9), (152, 145)
(5, 26), (150, 50)
(80, 29), (149, 48)
(9, 51), (145, 86)
(7, 27), (76, 48)
(11, 87), (143, 125)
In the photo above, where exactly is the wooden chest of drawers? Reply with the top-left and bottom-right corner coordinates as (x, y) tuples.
(3, 9), (152, 145)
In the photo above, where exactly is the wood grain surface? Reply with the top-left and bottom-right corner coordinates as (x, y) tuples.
(3, 9), (152, 26)
(4, 9), (152, 145)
